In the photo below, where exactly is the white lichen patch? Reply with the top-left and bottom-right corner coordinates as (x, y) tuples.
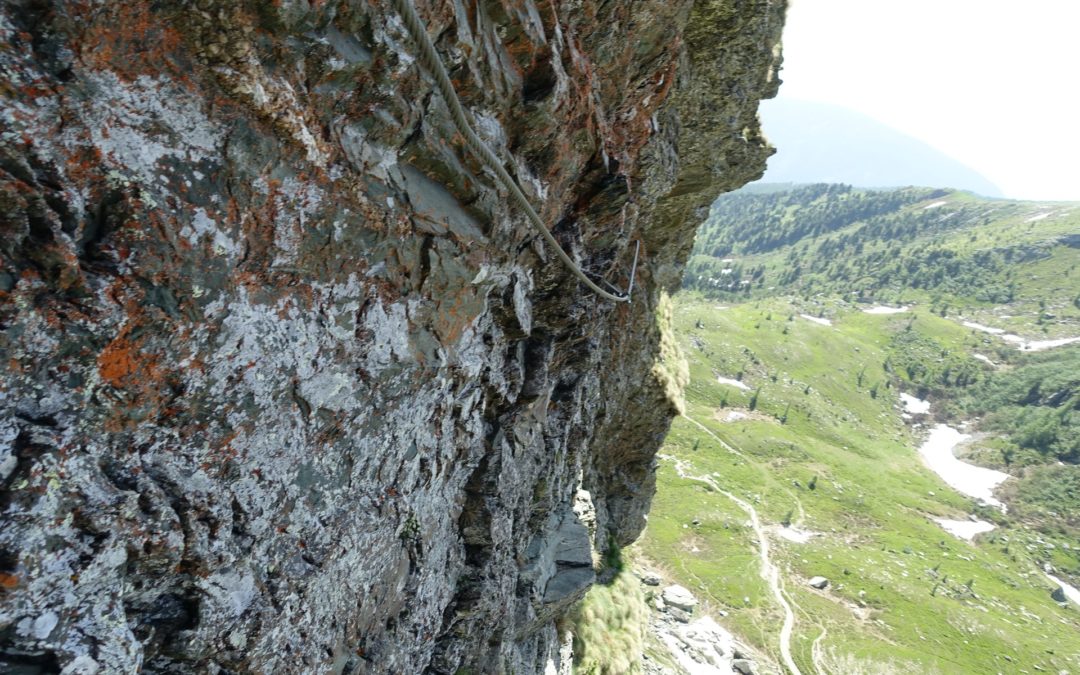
(339, 123), (399, 181)
(216, 46), (328, 167)
(298, 370), (356, 412)
(262, 176), (326, 266)
(77, 73), (223, 187)
(181, 207), (241, 259)
(202, 569), (258, 618)
(472, 110), (511, 155)
(205, 276), (412, 423)
(376, 15), (417, 73)
(361, 299), (414, 375)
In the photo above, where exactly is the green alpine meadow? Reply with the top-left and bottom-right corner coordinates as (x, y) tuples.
(573, 185), (1080, 674)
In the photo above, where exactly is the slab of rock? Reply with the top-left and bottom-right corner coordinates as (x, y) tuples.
(543, 567), (597, 605)
(674, 626), (724, 665)
(1051, 586), (1068, 603)
(732, 658), (757, 674)
(808, 576), (830, 589)
(652, 616), (739, 675)
(662, 585), (699, 612)
(640, 571), (663, 586)
(668, 607), (693, 624)
(522, 509), (596, 618)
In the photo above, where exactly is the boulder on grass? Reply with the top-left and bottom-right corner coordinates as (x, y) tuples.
(662, 585), (699, 612)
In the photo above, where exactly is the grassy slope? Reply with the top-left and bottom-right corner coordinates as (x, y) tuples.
(637, 295), (1080, 674)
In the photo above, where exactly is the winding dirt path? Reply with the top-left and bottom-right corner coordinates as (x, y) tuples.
(810, 626), (828, 674)
(678, 415), (804, 675)
(695, 412), (807, 526)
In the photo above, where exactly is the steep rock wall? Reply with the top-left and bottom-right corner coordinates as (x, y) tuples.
(0, 0), (784, 672)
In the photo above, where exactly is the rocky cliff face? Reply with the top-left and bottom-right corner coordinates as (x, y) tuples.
(0, 0), (784, 672)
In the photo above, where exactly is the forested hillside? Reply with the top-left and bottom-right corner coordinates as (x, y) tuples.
(684, 185), (1080, 316)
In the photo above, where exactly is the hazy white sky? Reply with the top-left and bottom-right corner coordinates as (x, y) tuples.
(768, 0), (1080, 201)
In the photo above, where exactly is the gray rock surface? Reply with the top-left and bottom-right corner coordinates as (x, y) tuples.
(732, 658), (757, 674)
(663, 585), (700, 613)
(808, 576), (830, 589)
(0, 0), (784, 672)
(646, 603), (778, 675)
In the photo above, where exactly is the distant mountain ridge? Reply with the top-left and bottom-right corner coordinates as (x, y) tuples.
(757, 99), (1004, 198)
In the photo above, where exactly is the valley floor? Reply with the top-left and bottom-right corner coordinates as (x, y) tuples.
(633, 295), (1080, 674)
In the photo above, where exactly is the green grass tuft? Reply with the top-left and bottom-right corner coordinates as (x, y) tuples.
(569, 569), (649, 675)
(652, 291), (690, 414)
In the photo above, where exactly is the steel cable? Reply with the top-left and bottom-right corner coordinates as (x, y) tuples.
(390, 0), (633, 302)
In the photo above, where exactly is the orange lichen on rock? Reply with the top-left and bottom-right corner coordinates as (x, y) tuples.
(0, 573), (18, 590)
(76, 0), (184, 79)
(97, 326), (165, 398)
(97, 331), (141, 388)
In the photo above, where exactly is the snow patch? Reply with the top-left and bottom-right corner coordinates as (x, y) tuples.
(933, 518), (995, 540)
(962, 321), (1080, 352)
(1026, 212), (1051, 222)
(1019, 336), (1080, 351)
(863, 305), (910, 314)
(716, 376), (751, 392)
(899, 393), (930, 415)
(775, 526), (819, 544)
(972, 353), (995, 366)
(918, 424), (1010, 510)
(1046, 573), (1080, 607)
(963, 321), (1005, 335)
(800, 314), (832, 326)
(923, 201), (948, 209)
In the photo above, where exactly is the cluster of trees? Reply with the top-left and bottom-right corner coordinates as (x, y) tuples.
(693, 184), (943, 258)
(885, 330), (985, 395)
(957, 348), (1080, 464)
(881, 323), (1079, 466)
(1004, 465), (1080, 531)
